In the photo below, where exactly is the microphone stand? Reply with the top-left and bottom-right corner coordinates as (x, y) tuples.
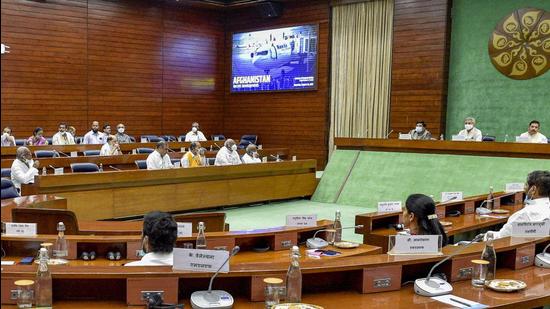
(108, 165), (121, 171)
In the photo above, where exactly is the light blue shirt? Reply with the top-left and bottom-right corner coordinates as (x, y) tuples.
(83, 130), (105, 145)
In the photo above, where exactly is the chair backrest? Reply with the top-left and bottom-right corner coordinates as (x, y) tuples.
(238, 134), (258, 149)
(83, 150), (101, 156)
(15, 139), (26, 146)
(1, 178), (20, 199)
(178, 135), (186, 142)
(46, 137), (53, 145)
(142, 135), (164, 143)
(172, 212), (227, 232)
(70, 163), (100, 173)
(34, 150), (59, 158)
(75, 136), (83, 144)
(1, 168), (12, 178)
(171, 159), (180, 165)
(135, 160), (147, 169)
(211, 134), (226, 141)
(207, 158), (216, 166)
(129, 136), (136, 143)
(162, 135), (177, 142)
(482, 135), (496, 142)
(12, 208), (79, 234)
(136, 148), (154, 154)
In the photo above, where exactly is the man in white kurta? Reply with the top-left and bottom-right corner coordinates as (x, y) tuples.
(11, 147), (40, 190)
(519, 120), (548, 143)
(214, 139), (241, 166)
(52, 123), (75, 145)
(457, 117), (482, 141)
(184, 122), (207, 142)
(146, 141), (174, 170)
(486, 170), (550, 240)
(241, 144), (261, 164)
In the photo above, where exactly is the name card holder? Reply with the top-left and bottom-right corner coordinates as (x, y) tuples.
(506, 183), (524, 193)
(177, 222), (192, 237)
(387, 235), (442, 256)
(441, 192), (463, 203)
(377, 201), (402, 213)
(173, 248), (230, 273)
(286, 215), (317, 227)
(511, 221), (550, 237)
(398, 133), (412, 140)
(451, 135), (466, 141)
(4, 223), (37, 236)
(70, 151), (78, 157)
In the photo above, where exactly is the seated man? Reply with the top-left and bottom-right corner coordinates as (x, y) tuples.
(1, 127), (16, 147)
(519, 120), (547, 143)
(125, 211), (177, 266)
(457, 117), (482, 141)
(241, 144), (261, 164)
(101, 124), (112, 143)
(184, 122), (207, 142)
(214, 139), (241, 166)
(486, 170), (550, 240)
(11, 147), (40, 191)
(115, 123), (132, 143)
(146, 141), (174, 170)
(52, 122), (75, 145)
(408, 121), (432, 140)
(181, 141), (204, 168)
(100, 135), (122, 156)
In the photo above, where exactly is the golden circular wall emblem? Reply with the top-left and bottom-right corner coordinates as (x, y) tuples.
(489, 8), (550, 80)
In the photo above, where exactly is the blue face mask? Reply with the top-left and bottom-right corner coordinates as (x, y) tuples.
(524, 186), (535, 205)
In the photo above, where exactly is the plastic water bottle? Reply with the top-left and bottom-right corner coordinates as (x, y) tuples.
(486, 186), (494, 210)
(196, 222), (207, 249)
(504, 134), (509, 142)
(440, 134), (444, 141)
(286, 246), (302, 303)
(42, 167), (47, 175)
(99, 163), (103, 172)
(35, 248), (52, 307)
(481, 233), (497, 281)
(333, 210), (342, 243)
(53, 222), (68, 258)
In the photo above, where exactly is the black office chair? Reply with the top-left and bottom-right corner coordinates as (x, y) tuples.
(1, 168), (11, 179)
(178, 135), (186, 142)
(75, 136), (83, 144)
(207, 158), (216, 166)
(162, 135), (177, 142)
(136, 148), (154, 154)
(211, 134), (226, 142)
(129, 136), (136, 143)
(482, 135), (496, 142)
(238, 135), (258, 149)
(142, 135), (164, 143)
(135, 160), (147, 170)
(70, 163), (100, 173)
(15, 139), (26, 146)
(1, 178), (20, 199)
(83, 150), (101, 156)
(34, 150), (59, 158)
(171, 159), (180, 166)
(45, 137), (53, 145)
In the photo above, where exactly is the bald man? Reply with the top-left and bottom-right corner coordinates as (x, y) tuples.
(11, 147), (40, 190)
(184, 122), (207, 142)
(214, 139), (241, 166)
(83, 121), (105, 144)
(241, 144), (261, 164)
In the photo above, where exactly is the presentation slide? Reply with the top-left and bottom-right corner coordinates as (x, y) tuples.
(231, 24), (318, 93)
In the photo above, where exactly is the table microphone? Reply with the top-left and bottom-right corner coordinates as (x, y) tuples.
(213, 143), (222, 150)
(384, 130), (394, 139)
(475, 197), (499, 215)
(108, 165), (121, 171)
(48, 165), (57, 171)
(306, 225), (364, 249)
(535, 242), (550, 268)
(414, 233), (485, 297)
(167, 147), (176, 153)
(54, 150), (70, 157)
(190, 246), (240, 309)
(270, 154), (282, 162)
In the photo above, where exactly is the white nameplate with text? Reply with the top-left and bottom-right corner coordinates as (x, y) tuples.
(511, 221), (550, 237)
(505, 183), (524, 193)
(5, 223), (37, 236)
(140, 137), (147, 143)
(70, 151), (78, 157)
(174, 161), (181, 168)
(451, 135), (466, 141)
(54, 168), (64, 175)
(378, 201), (402, 212)
(173, 248), (229, 273)
(441, 192), (463, 203)
(515, 136), (529, 143)
(398, 133), (412, 140)
(392, 235), (440, 255)
(177, 222), (192, 237)
(262, 157), (268, 163)
(286, 215), (317, 227)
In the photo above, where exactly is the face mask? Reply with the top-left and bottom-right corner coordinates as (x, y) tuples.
(231, 144), (237, 151)
(464, 124), (473, 130)
(118, 128), (125, 134)
(415, 126), (423, 133)
(27, 159), (34, 167)
(192, 127), (198, 133)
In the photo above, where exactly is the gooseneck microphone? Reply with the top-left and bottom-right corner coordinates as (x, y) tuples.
(108, 165), (121, 171)
(384, 130), (394, 139)
(307, 225), (364, 249)
(54, 150), (70, 157)
(213, 143), (222, 150)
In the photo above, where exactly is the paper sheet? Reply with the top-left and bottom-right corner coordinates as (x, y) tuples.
(432, 295), (487, 308)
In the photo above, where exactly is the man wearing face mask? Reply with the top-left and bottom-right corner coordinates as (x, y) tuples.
(52, 122), (75, 145)
(125, 211), (177, 266)
(83, 121), (104, 144)
(457, 117), (482, 141)
(485, 170), (550, 240)
(408, 121), (432, 140)
(10, 147), (40, 191)
(184, 122), (207, 142)
(214, 139), (241, 166)
(181, 142), (204, 168)
(115, 123), (132, 143)
(242, 144), (261, 164)
(1, 127), (16, 147)
(146, 141), (174, 170)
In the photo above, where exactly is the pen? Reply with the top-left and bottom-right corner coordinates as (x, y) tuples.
(450, 297), (471, 307)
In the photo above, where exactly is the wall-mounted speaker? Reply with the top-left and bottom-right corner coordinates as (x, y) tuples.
(256, 1), (283, 19)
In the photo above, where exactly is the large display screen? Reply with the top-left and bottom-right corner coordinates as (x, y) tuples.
(231, 24), (318, 93)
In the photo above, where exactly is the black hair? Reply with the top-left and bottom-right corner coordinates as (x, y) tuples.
(189, 141), (198, 150)
(143, 211), (177, 253)
(416, 121), (426, 127)
(103, 124), (111, 130)
(529, 120), (540, 127)
(405, 194), (448, 246)
(527, 170), (544, 188)
(106, 135), (114, 143)
(529, 170), (550, 197)
(33, 127), (43, 136)
(59, 122), (67, 127)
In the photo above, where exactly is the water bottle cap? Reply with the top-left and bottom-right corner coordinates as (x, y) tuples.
(57, 222), (65, 231)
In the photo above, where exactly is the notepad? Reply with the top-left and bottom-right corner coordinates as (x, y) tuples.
(432, 295), (487, 308)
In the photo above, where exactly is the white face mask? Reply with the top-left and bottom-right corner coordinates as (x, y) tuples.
(231, 144), (237, 151)
(415, 126), (424, 133)
(192, 127), (198, 133)
(464, 124), (474, 130)
(118, 128), (125, 134)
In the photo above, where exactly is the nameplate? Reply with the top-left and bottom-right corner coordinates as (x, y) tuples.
(180, 147), (185, 153)
(378, 201), (402, 213)
(140, 137), (147, 143)
(398, 133), (412, 140)
(286, 215), (317, 227)
(451, 135), (466, 141)
(441, 192), (463, 203)
(511, 221), (550, 237)
(515, 136), (529, 143)
(174, 161), (181, 168)
(292, 156), (297, 161)
(392, 235), (440, 255)
(4, 223), (37, 236)
(505, 183), (524, 193)
(54, 168), (64, 175)
(177, 222), (192, 237)
(172, 248), (229, 273)
(70, 151), (78, 157)
(262, 157), (267, 163)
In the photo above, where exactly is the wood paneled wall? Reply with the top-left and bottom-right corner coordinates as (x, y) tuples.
(1, 0), (224, 139)
(224, 1), (331, 168)
(389, 0), (451, 138)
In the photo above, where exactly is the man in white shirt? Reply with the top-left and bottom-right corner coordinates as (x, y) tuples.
(214, 139), (241, 166)
(457, 117), (482, 141)
(52, 123), (75, 145)
(125, 211), (177, 266)
(100, 135), (122, 156)
(184, 122), (207, 142)
(10, 147), (40, 191)
(241, 144), (261, 164)
(519, 120), (548, 143)
(82, 121), (105, 144)
(486, 170), (550, 240)
(1, 127), (16, 147)
(101, 124), (112, 144)
(146, 141), (174, 170)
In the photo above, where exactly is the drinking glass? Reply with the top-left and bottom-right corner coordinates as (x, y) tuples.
(471, 259), (489, 287)
(264, 277), (284, 308)
(14, 280), (34, 308)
